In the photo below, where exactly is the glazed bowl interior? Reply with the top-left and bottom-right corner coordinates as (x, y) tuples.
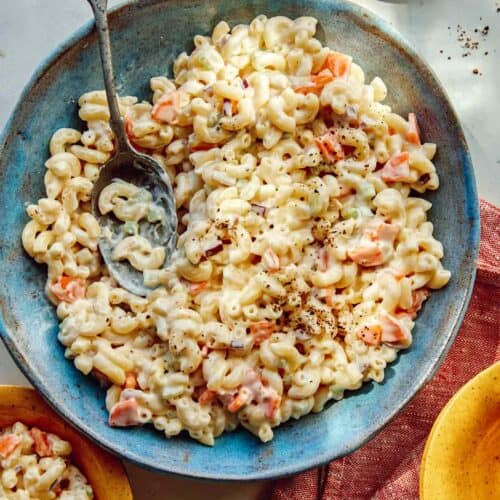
(0, 0), (479, 480)
(0, 386), (132, 500)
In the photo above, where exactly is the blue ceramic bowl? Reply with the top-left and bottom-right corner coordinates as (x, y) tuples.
(0, 0), (479, 480)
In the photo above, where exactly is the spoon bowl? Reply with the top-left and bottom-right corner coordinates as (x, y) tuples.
(91, 150), (177, 296)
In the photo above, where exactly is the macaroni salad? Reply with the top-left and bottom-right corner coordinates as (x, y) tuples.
(22, 15), (451, 445)
(0, 422), (93, 499)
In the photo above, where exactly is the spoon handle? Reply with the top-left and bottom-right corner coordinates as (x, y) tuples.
(86, 0), (131, 152)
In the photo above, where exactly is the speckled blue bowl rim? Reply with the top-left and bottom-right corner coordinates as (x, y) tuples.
(0, 0), (480, 481)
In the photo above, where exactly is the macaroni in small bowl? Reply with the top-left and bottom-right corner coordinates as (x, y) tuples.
(21, 15), (450, 445)
(0, 422), (93, 499)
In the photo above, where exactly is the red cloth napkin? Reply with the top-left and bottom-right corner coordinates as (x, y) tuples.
(269, 200), (499, 500)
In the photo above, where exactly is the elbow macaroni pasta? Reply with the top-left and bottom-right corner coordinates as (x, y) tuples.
(0, 422), (93, 499)
(21, 15), (450, 445)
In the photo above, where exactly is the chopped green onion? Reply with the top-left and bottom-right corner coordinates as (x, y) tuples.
(345, 207), (359, 219)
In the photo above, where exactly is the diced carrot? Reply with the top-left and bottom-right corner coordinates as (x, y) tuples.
(227, 387), (252, 413)
(394, 311), (414, 322)
(377, 222), (400, 242)
(406, 288), (430, 319)
(315, 136), (334, 162)
(29, 428), (52, 457)
(59, 275), (73, 288)
(311, 68), (334, 86)
(109, 398), (140, 427)
(191, 142), (219, 152)
(0, 434), (21, 459)
(297, 54), (350, 97)
(380, 151), (410, 182)
(152, 91), (181, 124)
(50, 275), (86, 303)
(198, 389), (217, 406)
(390, 151), (410, 166)
(406, 113), (421, 145)
(262, 248), (280, 272)
(124, 372), (137, 390)
(322, 52), (352, 79)
(348, 245), (385, 267)
(314, 129), (344, 163)
(188, 281), (209, 295)
(357, 325), (382, 346)
(367, 222), (400, 244)
(250, 320), (276, 346)
(295, 84), (322, 95)
(379, 312), (411, 347)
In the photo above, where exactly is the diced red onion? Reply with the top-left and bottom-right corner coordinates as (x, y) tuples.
(242, 78), (249, 89)
(250, 254), (262, 264)
(295, 343), (306, 355)
(418, 173), (431, 184)
(204, 241), (224, 257)
(220, 233), (232, 244)
(251, 203), (267, 217)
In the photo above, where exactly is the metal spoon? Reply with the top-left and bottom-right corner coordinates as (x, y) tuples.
(86, 0), (177, 296)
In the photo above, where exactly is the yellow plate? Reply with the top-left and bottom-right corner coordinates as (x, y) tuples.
(0, 386), (133, 500)
(420, 362), (500, 500)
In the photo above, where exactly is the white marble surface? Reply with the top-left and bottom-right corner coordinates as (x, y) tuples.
(0, 1), (498, 498)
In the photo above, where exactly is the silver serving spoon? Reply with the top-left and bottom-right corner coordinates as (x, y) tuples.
(86, 0), (177, 296)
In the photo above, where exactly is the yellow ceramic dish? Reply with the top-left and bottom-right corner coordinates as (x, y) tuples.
(420, 362), (500, 500)
(0, 386), (133, 500)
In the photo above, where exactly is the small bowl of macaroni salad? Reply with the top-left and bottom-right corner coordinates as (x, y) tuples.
(0, 422), (93, 499)
(0, 387), (132, 500)
(0, 0), (479, 480)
